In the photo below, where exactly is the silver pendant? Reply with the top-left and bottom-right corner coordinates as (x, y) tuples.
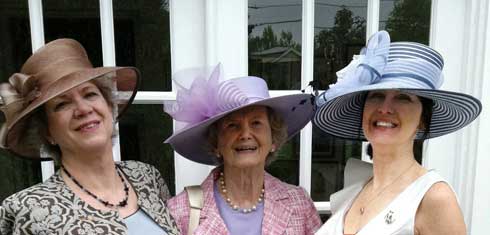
(384, 210), (395, 224)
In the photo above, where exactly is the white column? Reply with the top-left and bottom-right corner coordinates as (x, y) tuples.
(170, 0), (212, 194)
(28, 0), (55, 181)
(299, 0), (315, 194)
(99, 0), (121, 162)
(428, 0), (490, 233)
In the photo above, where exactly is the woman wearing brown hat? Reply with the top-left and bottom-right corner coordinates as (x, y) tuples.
(0, 39), (179, 234)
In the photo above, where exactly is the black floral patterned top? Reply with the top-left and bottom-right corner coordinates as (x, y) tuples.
(0, 161), (180, 235)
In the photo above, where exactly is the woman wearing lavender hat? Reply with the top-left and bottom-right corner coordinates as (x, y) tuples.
(314, 31), (481, 234)
(164, 64), (321, 234)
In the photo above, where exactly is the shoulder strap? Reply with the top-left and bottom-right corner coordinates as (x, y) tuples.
(185, 185), (203, 235)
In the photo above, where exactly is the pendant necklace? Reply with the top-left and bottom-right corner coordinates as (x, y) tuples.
(359, 161), (416, 215)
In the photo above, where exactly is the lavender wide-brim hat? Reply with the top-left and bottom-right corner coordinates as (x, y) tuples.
(313, 31), (482, 140)
(164, 64), (314, 165)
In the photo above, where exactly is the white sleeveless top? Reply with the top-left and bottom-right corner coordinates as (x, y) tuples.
(316, 171), (446, 235)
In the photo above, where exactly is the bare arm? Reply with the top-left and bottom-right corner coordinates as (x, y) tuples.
(415, 182), (466, 235)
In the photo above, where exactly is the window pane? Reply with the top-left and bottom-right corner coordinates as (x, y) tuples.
(113, 0), (172, 91)
(248, 0), (302, 90)
(0, 1), (42, 202)
(312, 0), (367, 201)
(43, 0), (103, 66)
(266, 136), (300, 185)
(119, 105), (175, 195)
(380, 0), (432, 44)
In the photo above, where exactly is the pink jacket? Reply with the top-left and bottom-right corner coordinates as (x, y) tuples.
(167, 168), (322, 235)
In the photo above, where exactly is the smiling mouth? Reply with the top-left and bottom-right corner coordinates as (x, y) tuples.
(374, 121), (398, 128)
(234, 146), (258, 152)
(76, 121), (100, 131)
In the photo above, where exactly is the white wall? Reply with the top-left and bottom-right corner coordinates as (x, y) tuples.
(427, 0), (490, 233)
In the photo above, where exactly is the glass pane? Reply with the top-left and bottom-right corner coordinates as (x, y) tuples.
(0, 1), (42, 202)
(119, 105), (175, 195)
(113, 0), (172, 91)
(43, 0), (103, 66)
(312, 0), (367, 201)
(266, 136), (300, 185)
(248, 0), (302, 90)
(380, 0), (432, 44)
(381, 0), (432, 163)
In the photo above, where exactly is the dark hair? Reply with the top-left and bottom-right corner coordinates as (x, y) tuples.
(206, 106), (288, 166)
(366, 95), (434, 158)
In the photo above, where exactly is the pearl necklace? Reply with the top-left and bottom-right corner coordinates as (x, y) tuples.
(218, 172), (264, 213)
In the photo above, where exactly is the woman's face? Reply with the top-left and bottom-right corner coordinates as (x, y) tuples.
(216, 106), (275, 169)
(362, 90), (422, 146)
(44, 81), (113, 154)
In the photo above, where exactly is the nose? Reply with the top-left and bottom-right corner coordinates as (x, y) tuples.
(238, 123), (252, 140)
(377, 98), (394, 114)
(73, 99), (93, 118)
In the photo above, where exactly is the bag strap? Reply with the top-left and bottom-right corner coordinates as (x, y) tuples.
(185, 185), (203, 235)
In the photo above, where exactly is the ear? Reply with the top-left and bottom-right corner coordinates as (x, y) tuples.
(418, 118), (425, 130)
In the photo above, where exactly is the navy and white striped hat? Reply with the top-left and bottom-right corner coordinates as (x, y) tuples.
(313, 31), (481, 140)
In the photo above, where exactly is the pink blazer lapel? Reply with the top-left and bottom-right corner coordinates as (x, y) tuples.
(261, 173), (293, 235)
(194, 170), (229, 234)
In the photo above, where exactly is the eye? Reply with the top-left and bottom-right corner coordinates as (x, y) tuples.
(53, 101), (68, 111)
(396, 93), (414, 102)
(225, 122), (238, 129)
(84, 91), (100, 99)
(252, 120), (262, 127)
(366, 92), (385, 101)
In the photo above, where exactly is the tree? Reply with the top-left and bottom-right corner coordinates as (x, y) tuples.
(385, 0), (431, 44)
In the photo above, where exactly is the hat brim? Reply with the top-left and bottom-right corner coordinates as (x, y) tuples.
(5, 66), (140, 158)
(313, 83), (482, 140)
(165, 93), (314, 165)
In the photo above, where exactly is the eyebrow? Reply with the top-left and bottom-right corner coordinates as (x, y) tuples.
(54, 85), (97, 99)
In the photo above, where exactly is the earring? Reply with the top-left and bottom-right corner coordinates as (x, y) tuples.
(216, 153), (222, 158)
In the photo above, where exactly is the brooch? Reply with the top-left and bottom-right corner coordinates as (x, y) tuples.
(384, 210), (395, 224)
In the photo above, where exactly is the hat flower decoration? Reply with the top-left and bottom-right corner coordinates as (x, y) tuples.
(164, 63), (315, 165)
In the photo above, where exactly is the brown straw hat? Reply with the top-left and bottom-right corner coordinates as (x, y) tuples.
(0, 38), (140, 158)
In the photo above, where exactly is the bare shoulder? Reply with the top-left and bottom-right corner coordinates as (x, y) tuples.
(415, 182), (466, 235)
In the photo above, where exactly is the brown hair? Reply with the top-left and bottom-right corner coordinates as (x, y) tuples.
(30, 76), (116, 162)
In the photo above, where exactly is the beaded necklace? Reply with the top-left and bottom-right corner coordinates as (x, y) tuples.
(218, 172), (264, 213)
(62, 164), (129, 209)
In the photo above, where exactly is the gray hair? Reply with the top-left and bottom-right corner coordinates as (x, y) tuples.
(206, 107), (288, 166)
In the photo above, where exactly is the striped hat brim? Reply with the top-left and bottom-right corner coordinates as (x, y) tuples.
(313, 87), (482, 140)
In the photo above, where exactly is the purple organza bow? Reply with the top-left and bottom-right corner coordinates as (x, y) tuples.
(317, 31), (391, 105)
(164, 64), (254, 126)
(164, 64), (222, 124)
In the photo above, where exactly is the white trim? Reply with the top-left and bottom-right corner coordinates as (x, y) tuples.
(28, 0), (54, 181)
(299, 0), (315, 194)
(28, 0), (45, 51)
(99, 0), (121, 162)
(170, 0), (210, 194)
(314, 201), (331, 214)
(133, 92), (176, 104)
(366, 0), (380, 39)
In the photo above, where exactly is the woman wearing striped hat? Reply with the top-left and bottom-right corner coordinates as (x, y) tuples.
(313, 31), (481, 235)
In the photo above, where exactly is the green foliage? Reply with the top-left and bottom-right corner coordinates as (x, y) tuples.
(385, 0), (431, 44)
